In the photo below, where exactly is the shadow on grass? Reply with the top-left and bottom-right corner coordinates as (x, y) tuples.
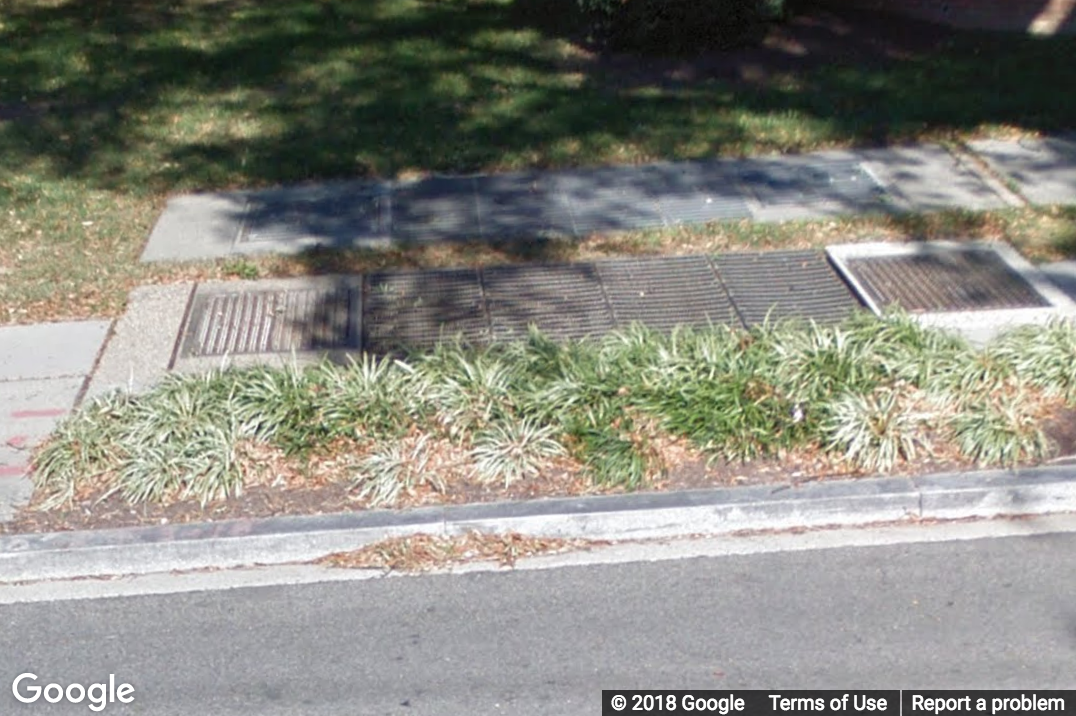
(1, 0), (1075, 199)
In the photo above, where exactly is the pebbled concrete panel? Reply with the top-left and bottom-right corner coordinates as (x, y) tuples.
(84, 284), (193, 399)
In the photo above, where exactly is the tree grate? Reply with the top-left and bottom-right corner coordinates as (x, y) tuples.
(363, 268), (489, 353)
(714, 250), (862, 326)
(739, 160), (885, 207)
(844, 249), (1051, 313)
(179, 286), (360, 358)
(482, 263), (616, 342)
(597, 255), (741, 331)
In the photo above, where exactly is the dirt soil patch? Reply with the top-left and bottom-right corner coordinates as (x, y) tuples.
(565, 4), (957, 92)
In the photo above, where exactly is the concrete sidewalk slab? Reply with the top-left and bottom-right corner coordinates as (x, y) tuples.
(0, 322), (110, 524)
(0, 476), (32, 523)
(140, 192), (249, 262)
(735, 149), (889, 222)
(392, 176), (480, 242)
(1, 465), (1073, 583)
(474, 172), (575, 239)
(0, 446), (30, 474)
(969, 137), (1076, 206)
(859, 144), (1015, 212)
(0, 321), (111, 381)
(236, 181), (390, 252)
(0, 377), (87, 444)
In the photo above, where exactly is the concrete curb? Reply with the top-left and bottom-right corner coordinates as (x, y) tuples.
(1, 465), (1073, 583)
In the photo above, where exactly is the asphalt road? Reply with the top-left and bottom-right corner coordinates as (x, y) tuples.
(2, 528), (1075, 715)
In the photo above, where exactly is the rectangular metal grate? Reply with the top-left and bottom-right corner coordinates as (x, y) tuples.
(714, 250), (862, 327)
(362, 268), (489, 354)
(647, 161), (752, 225)
(553, 167), (665, 234)
(597, 255), (742, 331)
(844, 249), (1051, 313)
(481, 263), (616, 341)
(180, 286), (360, 358)
(475, 173), (575, 239)
(237, 193), (385, 246)
(391, 177), (480, 242)
(740, 160), (884, 207)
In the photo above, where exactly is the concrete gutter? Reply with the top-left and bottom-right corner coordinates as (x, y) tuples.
(1, 465), (1074, 583)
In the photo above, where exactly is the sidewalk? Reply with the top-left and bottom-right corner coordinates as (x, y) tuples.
(0, 322), (111, 521)
(1, 135), (1075, 580)
(136, 136), (1076, 262)
(140, 143), (1030, 261)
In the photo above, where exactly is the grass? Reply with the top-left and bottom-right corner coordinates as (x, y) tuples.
(2, 0), (1075, 323)
(31, 314), (1076, 508)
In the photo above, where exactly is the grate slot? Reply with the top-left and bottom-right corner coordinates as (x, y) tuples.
(597, 255), (741, 331)
(180, 287), (360, 357)
(714, 250), (862, 326)
(481, 263), (615, 341)
(363, 268), (488, 353)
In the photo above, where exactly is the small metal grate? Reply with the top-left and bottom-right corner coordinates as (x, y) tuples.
(180, 286), (360, 358)
(597, 255), (741, 331)
(237, 194), (385, 246)
(391, 177), (480, 242)
(844, 249), (1051, 313)
(714, 250), (862, 327)
(740, 160), (884, 207)
(553, 167), (665, 234)
(363, 268), (489, 353)
(482, 263), (615, 341)
(475, 173), (574, 239)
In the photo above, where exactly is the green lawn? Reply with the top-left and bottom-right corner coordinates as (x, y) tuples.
(2, 0), (1075, 323)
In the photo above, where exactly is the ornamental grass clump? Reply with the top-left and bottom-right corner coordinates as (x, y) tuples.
(352, 434), (441, 506)
(35, 373), (259, 508)
(821, 389), (932, 473)
(991, 320), (1076, 403)
(470, 418), (567, 487)
(30, 314), (1074, 509)
(950, 393), (1052, 467)
(639, 327), (798, 461)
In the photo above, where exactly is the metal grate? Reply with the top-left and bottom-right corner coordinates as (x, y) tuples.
(481, 263), (615, 341)
(597, 255), (741, 331)
(237, 193), (385, 246)
(714, 250), (862, 327)
(363, 268), (489, 353)
(740, 160), (884, 207)
(475, 173), (574, 239)
(648, 161), (753, 225)
(391, 177), (480, 242)
(844, 249), (1051, 313)
(553, 167), (665, 234)
(180, 287), (360, 358)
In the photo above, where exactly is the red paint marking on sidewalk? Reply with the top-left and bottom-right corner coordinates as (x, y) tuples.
(5, 435), (29, 449)
(11, 408), (67, 419)
(0, 465), (28, 478)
